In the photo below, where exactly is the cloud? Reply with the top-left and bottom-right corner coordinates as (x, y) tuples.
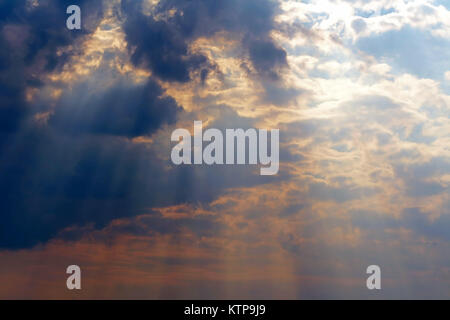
(308, 181), (378, 203)
(121, 0), (287, 81)
(248, 39), (288, 80)
(351, 18), (366, 33)
(350, 206), (450, 243)
(1, 0), (450, 299)
(394, 157), (450, 197)
(0, 0), (294, 248)
(356, 26), (450, 79)
(0, 96), (289, 249)
(0, 0), (103, 133)
(121, 4), (209, 82)
(50, 79), (182, 137)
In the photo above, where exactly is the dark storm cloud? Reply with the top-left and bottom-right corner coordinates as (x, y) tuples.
(0, 99), (286, 249)
(50, 79), (182, 137)
(0, 0), (103, 132)
(121, 6), (208, 82)
(120, 0), (287, 82)
(248, 39), (287, 80)
(0, 122), (284, 248)
(0, 127), (147, 248)
(0, 0), (291, 249)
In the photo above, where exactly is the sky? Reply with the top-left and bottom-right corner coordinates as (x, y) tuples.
(0, 0), (449, 299)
